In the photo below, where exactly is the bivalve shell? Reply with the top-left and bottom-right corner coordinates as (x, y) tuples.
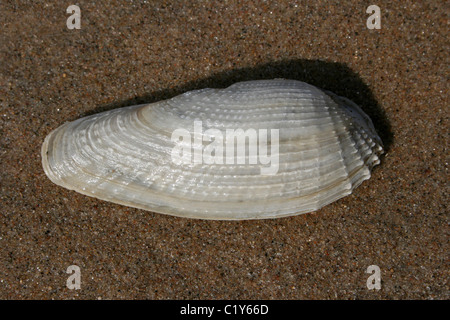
(42, 79), (383, 219)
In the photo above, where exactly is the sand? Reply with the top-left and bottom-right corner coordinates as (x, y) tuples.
(0, 1), (447, 299)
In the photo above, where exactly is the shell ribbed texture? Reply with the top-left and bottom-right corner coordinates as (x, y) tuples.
(42, 79), (383, 219)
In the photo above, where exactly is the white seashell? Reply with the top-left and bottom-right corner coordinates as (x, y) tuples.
(42, 79), (383, 220)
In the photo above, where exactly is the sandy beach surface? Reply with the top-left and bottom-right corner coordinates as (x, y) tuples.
(0, 1), (447, 299)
